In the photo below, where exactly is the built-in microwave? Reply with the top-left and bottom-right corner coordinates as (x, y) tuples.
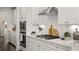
(20, 20), (26, 31)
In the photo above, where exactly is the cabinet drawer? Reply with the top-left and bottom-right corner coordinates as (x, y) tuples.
(43, 41), (71, 51)
(33, 39), (71, 51)
(50, 44), (71, 51)
(33, 41), (57, 51)
(41, 42), (70, 51)
(26, 36), (71, 51)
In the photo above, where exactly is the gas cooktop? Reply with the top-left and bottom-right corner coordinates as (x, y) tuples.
(36, 34), (60, 40)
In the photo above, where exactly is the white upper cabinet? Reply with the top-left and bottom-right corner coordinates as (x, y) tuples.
(17, 7), (32, 20)
(18, 7), (26, 18)
(21, 7), (26, 18)
(58, 7), (79, 24)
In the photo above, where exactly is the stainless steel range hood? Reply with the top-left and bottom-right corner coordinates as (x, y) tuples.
(38, 7), (58, 16)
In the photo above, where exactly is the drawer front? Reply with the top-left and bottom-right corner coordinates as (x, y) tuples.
(33, 41), (58, 51)
(26, 36), (71, 51)
(32, 39), (71, 51)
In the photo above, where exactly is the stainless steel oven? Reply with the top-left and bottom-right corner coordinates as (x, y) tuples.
(19, 20), (26, 48)
(20, 33), (26, 48)
(20, 20), (26, 31)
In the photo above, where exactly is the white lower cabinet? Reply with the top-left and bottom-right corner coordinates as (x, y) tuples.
(26, 37), (32, 51)
(29, 41), (56, 51)
(39, 44), (57, 51)
(29, 40), (34, 51)
(26, 36), (71, 51)
(32, 41), (40, 51)
(26, 39), (57, 51)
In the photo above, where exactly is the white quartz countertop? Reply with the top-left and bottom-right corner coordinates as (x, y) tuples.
(26, 35), (79, 51)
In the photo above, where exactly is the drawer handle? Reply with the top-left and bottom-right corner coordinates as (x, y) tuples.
(56, 47), (58, 48)
(65, 21), (69, 23)
(38, 45), (40, 47)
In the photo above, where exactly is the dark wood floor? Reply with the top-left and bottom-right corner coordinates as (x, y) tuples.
(0, 37), (16, 51)
(7, 42), (16, 51)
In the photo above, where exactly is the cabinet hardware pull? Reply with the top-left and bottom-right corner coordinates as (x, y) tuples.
(56, 47), (58, 48)
(38, 46), (40, 47)
(65, 21), (69, 23)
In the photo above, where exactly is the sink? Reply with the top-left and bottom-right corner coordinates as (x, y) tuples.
(36, 34), (60, 40)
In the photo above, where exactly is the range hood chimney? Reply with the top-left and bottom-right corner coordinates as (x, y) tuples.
(38, 7), (58, 16)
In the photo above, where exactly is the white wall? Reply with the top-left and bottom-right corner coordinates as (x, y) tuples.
(26, 7), (67, 35)
(0, 7), (15, 35)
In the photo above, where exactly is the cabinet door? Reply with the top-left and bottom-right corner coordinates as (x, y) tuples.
(21, 8), (26, 18)
(26, 37), (33, 51)
(28, 40), (34, 51)
(40, 45), (57, 51)
(32, 41), (40, 51)
(30, 41), (56, 51)
(26, 36), (70, 51)
(26, 37), (36, 51)
(26, 36), (59, 51)
(58, 7), (79, 24)
(18, 7), (32, 20)
(26, 36), (31, 51)
(17, 7), (26, 20)
(33, 41), (57, 51)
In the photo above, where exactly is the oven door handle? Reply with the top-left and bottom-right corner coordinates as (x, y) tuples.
(19, 34), (23, 41)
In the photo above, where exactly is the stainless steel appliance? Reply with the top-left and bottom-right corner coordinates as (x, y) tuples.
(36, 34), (60, 40)
(19, 20), (26, 48)
(20, 20), (26, 31)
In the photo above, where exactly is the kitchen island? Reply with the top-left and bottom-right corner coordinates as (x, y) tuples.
(20, 35), (79, 51)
